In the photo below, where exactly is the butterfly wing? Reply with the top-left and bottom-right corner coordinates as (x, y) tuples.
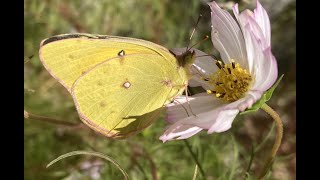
(39, 33), (178, 92)
(72, 53), (187, 138)
(39, 34), (189, 138)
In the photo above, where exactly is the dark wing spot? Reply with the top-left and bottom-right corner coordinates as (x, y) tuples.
(118, 50), (125, 56)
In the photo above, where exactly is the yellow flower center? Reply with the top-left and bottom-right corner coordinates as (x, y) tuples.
(205, 60), (253, 102)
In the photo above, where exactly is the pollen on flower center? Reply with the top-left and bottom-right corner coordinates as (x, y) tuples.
(204, 60), (253, 102)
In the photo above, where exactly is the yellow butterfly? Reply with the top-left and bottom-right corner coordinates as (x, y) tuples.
(39, 33), (197, 139)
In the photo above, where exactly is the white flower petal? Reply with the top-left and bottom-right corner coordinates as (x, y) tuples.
(242, 23), (277, 91)
(239, 10), (268, 49)
(188, 77), (204, 87)
(160, 91), (263, 141)
(233, 7), (254, 73)
(208, 109), (238, 133)
(208, 1), (247, 69)
(166, 93), (223, 124)
(192, 57), (217, 75)
(233, 1), (275, 78)
(253, 0), (271, 46)
(188, 75), (213, 90)
(159, 125), (202, 142)
(252, 46), (278, 91)
(189, 64), (215, 89)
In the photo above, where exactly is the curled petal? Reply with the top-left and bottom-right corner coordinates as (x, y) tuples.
(233, 7), (256, 73)
(239, 10), (268, 50)
(208, 1), (247, 69)
(243, 23), (277, 91)
(253, 0), (271, 46)
(254, 47), (278, 91)
(233, 1), (275, 77)
(244, 11), (265, 44)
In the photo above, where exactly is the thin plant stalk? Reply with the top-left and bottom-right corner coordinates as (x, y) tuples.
(183, 140), (206, 179)
(258, 104), (283, 179)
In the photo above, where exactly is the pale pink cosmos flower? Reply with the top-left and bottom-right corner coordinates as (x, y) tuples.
(160, 0), (278, 142)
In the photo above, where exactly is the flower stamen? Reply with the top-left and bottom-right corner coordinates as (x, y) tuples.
(205, 60), (253, 102)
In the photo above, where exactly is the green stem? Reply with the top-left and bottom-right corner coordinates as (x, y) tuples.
(24, 110), (80, 127)
(245, 145), (255, 176)
(183, 140), (206, 179)
(258, 104), (283, 179)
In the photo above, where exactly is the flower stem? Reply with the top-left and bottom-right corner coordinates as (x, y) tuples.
(258, 104), (283, 179)
(183, 140), (206, 179)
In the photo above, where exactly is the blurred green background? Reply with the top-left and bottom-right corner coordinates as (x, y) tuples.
(24, 0), (296, 179)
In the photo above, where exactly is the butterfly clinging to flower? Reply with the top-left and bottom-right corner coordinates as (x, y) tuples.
(39, 33), (208, 138)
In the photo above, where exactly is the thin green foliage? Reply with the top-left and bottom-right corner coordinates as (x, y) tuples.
(184, 139), (206, 179)
(245, 145), (255, 178)
(192, 165), (198, 180)
(228, 135), (239, 180)
(47, 150), (130, 180)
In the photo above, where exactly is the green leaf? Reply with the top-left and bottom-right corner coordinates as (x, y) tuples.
(240, 74), (284, 115)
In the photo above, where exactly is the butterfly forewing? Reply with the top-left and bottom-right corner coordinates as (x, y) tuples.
(39, 34), (177, 92)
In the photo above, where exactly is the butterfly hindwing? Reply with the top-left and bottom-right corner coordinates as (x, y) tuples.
(71, 53), (187, 138)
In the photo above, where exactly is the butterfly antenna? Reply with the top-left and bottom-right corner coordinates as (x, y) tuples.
(185, 14), (203, 53)
(187, 35), (209, 52)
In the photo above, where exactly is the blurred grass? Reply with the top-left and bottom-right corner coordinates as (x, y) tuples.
(24, 0), (296, 179)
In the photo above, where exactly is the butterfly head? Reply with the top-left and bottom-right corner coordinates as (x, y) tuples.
(170, 49), (196, 69)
